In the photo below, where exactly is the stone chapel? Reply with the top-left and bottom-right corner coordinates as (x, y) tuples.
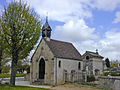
(30, 17), (104, 85)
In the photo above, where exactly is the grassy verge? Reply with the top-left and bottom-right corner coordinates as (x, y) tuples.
(70, 83), (111, 90)
(0, 84), (47, 90)
(0, 74), (24, 78)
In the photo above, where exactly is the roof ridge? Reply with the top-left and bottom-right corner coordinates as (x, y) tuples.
(50, 39), (72, 44)
(86, 51), (96, 53)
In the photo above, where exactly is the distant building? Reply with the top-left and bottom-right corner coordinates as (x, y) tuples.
(82, 50), (104, 75)
(30, 17), (104, 85)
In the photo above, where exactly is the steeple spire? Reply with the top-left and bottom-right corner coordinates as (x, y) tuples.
(42, 14), (52, 41)
(96, 49), (98, 54)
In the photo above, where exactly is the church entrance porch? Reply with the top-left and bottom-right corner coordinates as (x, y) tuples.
(39, 58), (45, 80)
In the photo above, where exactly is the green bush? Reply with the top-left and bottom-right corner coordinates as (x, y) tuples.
(87, 74), (95, 82)
(103, 71), (120, 76)
(16, 74), (24, 77)
(25, 65), (30, 74)
(111, 72), (120, 76)
(0, 74), (24, 78)
(103, 72), (109, 76)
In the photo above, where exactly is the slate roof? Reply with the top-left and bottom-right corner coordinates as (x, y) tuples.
(44, 39), (82, 60)
(86, 51), (103, 58)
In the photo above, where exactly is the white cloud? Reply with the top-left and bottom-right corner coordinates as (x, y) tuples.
(73, 30), (120, 60)
(100, 30), (120, 60)
(23, 0), (93, 22)
(93, 0), (120, 11)
(53, 19), (98, 42)
(6, 0), (13, 3)
(21, 0), (120, 60)
(6, 0), (120, 21)
(113, 11), (120, 23)
(5, 0), (120, 60)
(0, 4), (3, 15)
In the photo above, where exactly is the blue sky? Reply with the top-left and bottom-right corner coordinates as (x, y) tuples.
(1, 0), (120, 60)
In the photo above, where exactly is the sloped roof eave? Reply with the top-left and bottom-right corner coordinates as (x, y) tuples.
(44, 39), (82, 60)
(55, 56), (82, 61)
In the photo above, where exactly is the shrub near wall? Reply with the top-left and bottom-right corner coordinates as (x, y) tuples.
(111, 72), (120, 76)
(103, 72), (109, 76)
(0, 74), (24, 78)
(103, 72), (120, 76)
(87, 74), (95, 82)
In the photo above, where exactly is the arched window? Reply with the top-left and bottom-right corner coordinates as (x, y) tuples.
(86, 56), (89, 60)
(39, 58), (45, 79)
(59, 61), (61, 68)
(78, 62), (81, 70)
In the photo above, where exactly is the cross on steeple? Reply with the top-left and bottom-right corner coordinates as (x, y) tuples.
(46, 12), (48, 23)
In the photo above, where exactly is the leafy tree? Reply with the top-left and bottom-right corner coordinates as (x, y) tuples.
(105, 58), (110, 68)
(0, 21), (4, 74)
(25, 65), (30, 74)
(22, 59), (30, 73)
(114, 63), (119, 67)
(17, 59), (30, 74)
(1, 1), (41, 86)
(17, 60), (24, 73)
(2, 65), (10, 74)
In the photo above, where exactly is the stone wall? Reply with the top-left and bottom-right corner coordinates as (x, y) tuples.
(98, 76), (120, 90)
(57, 58), (83, 85)
(30, 39), (54, 85)
(92, 57), (103, 75)
(83, 57), (103, 75)
(24, 73), (30, 81)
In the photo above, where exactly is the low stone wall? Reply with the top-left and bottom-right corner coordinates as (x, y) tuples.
(98, 76), (120, 90)
(64, 72), (87, 83)
(24, 73), (30, 81)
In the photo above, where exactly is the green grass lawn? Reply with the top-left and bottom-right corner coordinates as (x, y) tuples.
(71, 83), (111, 90)
(0, 74), (24, 78)
(0, 84), (48, 90)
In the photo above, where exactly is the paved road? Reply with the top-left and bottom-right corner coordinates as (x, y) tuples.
(0, 77), (24, 81)
(0, 77), (51, 89)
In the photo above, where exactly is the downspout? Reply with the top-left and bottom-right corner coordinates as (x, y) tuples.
(54, 57), (57, 86)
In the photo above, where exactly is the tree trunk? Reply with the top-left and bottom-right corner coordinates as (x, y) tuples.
(0, 48), (3, 74)
(10, 47), (18, 86)
(10, 55), (18, 86)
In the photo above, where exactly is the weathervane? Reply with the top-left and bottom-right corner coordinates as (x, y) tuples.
(96, 49), (98, 54)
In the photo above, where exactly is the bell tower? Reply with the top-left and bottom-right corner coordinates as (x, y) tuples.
(42, 16), (52, 41)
